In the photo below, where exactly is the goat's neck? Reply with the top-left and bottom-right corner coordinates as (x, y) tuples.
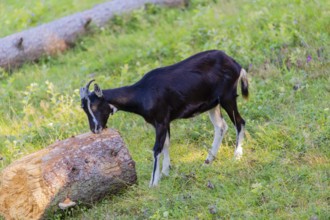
(103, 86), (140, 114)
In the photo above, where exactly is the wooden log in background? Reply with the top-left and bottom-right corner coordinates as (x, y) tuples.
(0, 0), (188, 71)
(0, 129), (137, 220)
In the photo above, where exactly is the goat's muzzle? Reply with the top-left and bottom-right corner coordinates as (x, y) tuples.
(93, 126), (103, 134)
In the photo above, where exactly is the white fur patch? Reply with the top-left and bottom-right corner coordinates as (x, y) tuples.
(109, 104), (118, 114)
(162, 132), (171, 176)
(150, 131), (170, 187)
(239, 68), (248, 86)
(206, 105), (228, 163)
(234, 125), (244, 160)
(150, 154), (161, 187)
(86, 97), (99, 133)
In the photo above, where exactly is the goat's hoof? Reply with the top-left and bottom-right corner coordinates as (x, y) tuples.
(162, 164), (171, 176)
(162, 170), (170, 177)
(149, 182), (159, 188)
(204, 159), (210, 164)
(149, 176), (161, 187)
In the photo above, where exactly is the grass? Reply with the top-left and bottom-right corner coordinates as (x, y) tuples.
(0, 0), (106, 38)
(1, 0), (329, 219)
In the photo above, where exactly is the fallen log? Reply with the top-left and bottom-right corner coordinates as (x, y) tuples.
(0, 0), (188, 71)
(0, 129), (137, 220)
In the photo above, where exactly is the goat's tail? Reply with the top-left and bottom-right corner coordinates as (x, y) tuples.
(239, 68), (249, 99)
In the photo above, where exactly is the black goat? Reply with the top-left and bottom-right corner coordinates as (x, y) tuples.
(80, 50), (249, 187)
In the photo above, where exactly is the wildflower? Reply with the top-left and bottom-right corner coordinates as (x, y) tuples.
(307, 55), (312, 63)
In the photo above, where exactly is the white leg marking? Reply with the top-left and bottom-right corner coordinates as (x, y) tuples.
(150, 154), (161, 187)
(205, 105), (228, 163)
(234, 125), (244, 160)
(162, 132), (171, 176)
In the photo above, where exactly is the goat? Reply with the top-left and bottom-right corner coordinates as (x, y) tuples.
(80, 50), (249, 187)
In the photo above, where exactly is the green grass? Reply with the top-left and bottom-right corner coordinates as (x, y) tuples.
(1, 0), (329, 219)
(0, 0), (106, 38)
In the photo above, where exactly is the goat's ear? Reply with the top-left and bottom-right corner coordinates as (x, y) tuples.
(94, 83), (103, 98)
(80, 87), (87, 99)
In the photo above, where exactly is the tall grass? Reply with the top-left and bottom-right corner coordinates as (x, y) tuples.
(0, 0), (329, 219)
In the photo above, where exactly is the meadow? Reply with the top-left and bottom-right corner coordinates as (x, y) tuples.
(0, 0), (329, 219)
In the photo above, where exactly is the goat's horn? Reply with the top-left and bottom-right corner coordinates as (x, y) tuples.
(85, 79), (95, 92)
(80, 79), (95, 99)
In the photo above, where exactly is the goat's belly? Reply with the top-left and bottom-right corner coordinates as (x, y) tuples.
(173, 101), (218, 119)
(182, 111), (202, 119)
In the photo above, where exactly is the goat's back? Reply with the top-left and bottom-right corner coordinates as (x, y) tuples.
(135, 50), (241, 87)
(132, 50), (243, 121)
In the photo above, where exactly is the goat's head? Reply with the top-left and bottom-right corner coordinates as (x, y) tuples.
(80, 80), (115, 134)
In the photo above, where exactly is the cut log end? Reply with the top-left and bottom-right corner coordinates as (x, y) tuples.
(0, 128), (137, 220)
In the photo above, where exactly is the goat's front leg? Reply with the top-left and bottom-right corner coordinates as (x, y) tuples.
(150, 123), (168, 187)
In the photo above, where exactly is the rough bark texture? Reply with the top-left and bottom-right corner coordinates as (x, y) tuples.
(0, 129), (137, 220)
(0, 0), (188, 71)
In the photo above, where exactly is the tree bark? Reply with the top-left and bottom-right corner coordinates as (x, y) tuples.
(0, 0), (188, 71)
(0, 129), (137, 220)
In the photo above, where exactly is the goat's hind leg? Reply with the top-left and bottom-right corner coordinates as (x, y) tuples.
(205, 104), (228, 164)
(221, 99), (245, 160)
(234, 121), (245, 160)
(161, 131), (171, 176)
